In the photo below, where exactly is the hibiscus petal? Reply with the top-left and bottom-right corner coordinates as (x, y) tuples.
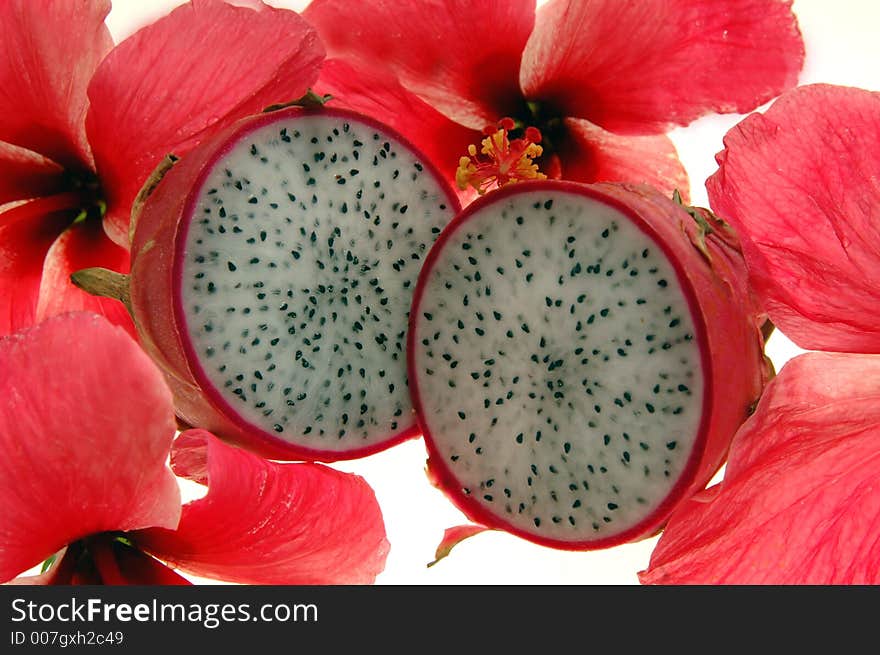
(0, 142), (66, 205)
(558, 118), (690, 199)
(706, 84), (880, 353)
(316, 58), (479, 199)
(0, 0), (112, 169)
(36, 220), (135, 338)
(135, 429), (390, 585)
(640, 352), (880, 585)
(0, 195), (78, 336)
(86, 0), (325, 246)
(521, 0), (804, 134)
(305, 0), (536, 129)
(0, 312), (180, 583)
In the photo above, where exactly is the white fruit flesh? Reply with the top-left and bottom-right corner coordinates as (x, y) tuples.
(412, 189), (706, 543)
(180, 114), (454, 454)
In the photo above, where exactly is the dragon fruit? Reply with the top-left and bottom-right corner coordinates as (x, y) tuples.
(408, 181), (768, 549)
(81, 106), (459, 462)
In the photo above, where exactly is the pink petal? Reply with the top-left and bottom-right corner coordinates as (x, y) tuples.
(558, 118), (690, 199)
(86, 0), (325, 246)
(316, 58), (479, 200)
(305, 0), (536, 129)
(640, 352), (880, 585)
(0, 312), (180, 583)
(0, 142), (66, 205)
(521, 0), (804, 134)
(0, 0), (112, 169)
(707, 84), (880, 353)
(135, 429), (390, 585)
(0, 195), (77, 336)
(36, 220), (135, 338)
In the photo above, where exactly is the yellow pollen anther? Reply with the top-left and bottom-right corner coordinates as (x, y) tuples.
(456, 119), (547, 195)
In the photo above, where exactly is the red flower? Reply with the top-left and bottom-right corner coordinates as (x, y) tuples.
(641, 84), (880, 584)
(0, 312), (389, 585)
(304, 0), (805, 199)
(0, 0), (324, 337)
(706, 84), (880, 354)
(640, 352), (880, 584)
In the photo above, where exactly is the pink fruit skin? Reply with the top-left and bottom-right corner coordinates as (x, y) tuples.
(129, 106), (460, 462)
(409, 180), (769, 549)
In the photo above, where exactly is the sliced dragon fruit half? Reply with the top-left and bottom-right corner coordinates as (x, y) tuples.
(408, 181), (767, 549)
(126, 107), (459, 461)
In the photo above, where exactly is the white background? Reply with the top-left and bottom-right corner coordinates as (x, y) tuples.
(101, 0), (880, 584)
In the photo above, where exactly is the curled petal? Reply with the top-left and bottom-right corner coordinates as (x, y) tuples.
(86, 0), (325, 246)
(0, 0), (112, 169)
(522, 0), (804, 134)
(305, 0), (536, 129)
(558, 118), (690, 199)
(707, 84), (880, 352)
(427, 525), (491, 568)
(36, 220), (134, 338)
(0, 312), (180, 583)
(135, 430), (390, 585)
(641, 352), (880, 585)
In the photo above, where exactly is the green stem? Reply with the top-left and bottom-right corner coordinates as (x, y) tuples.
(129, 154), (178, 244)
(70, 267), (132, 317)
(263, 88), (332, 113)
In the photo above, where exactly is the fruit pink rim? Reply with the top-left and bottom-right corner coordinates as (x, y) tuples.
(172, 105), (462, 462)
(407, 180), (714, 550)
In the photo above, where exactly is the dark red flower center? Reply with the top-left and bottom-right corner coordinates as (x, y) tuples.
(519, 99), (566, 160)
(60, 167), (106, 226)
(41, 533), (144, 584)
(42, 533), (131, 584)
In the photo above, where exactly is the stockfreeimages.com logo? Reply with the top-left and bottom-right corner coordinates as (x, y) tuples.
(11, 597), (318, 630)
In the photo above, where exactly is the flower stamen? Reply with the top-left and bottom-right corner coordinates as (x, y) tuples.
(456, 118), (547, 195)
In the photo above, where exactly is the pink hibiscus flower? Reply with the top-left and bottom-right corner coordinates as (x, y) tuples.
(304, 0), (805, 199)
(1, 312), (389, 585)
(640, 84), (880, 584)
(0, 0), (324, 337)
